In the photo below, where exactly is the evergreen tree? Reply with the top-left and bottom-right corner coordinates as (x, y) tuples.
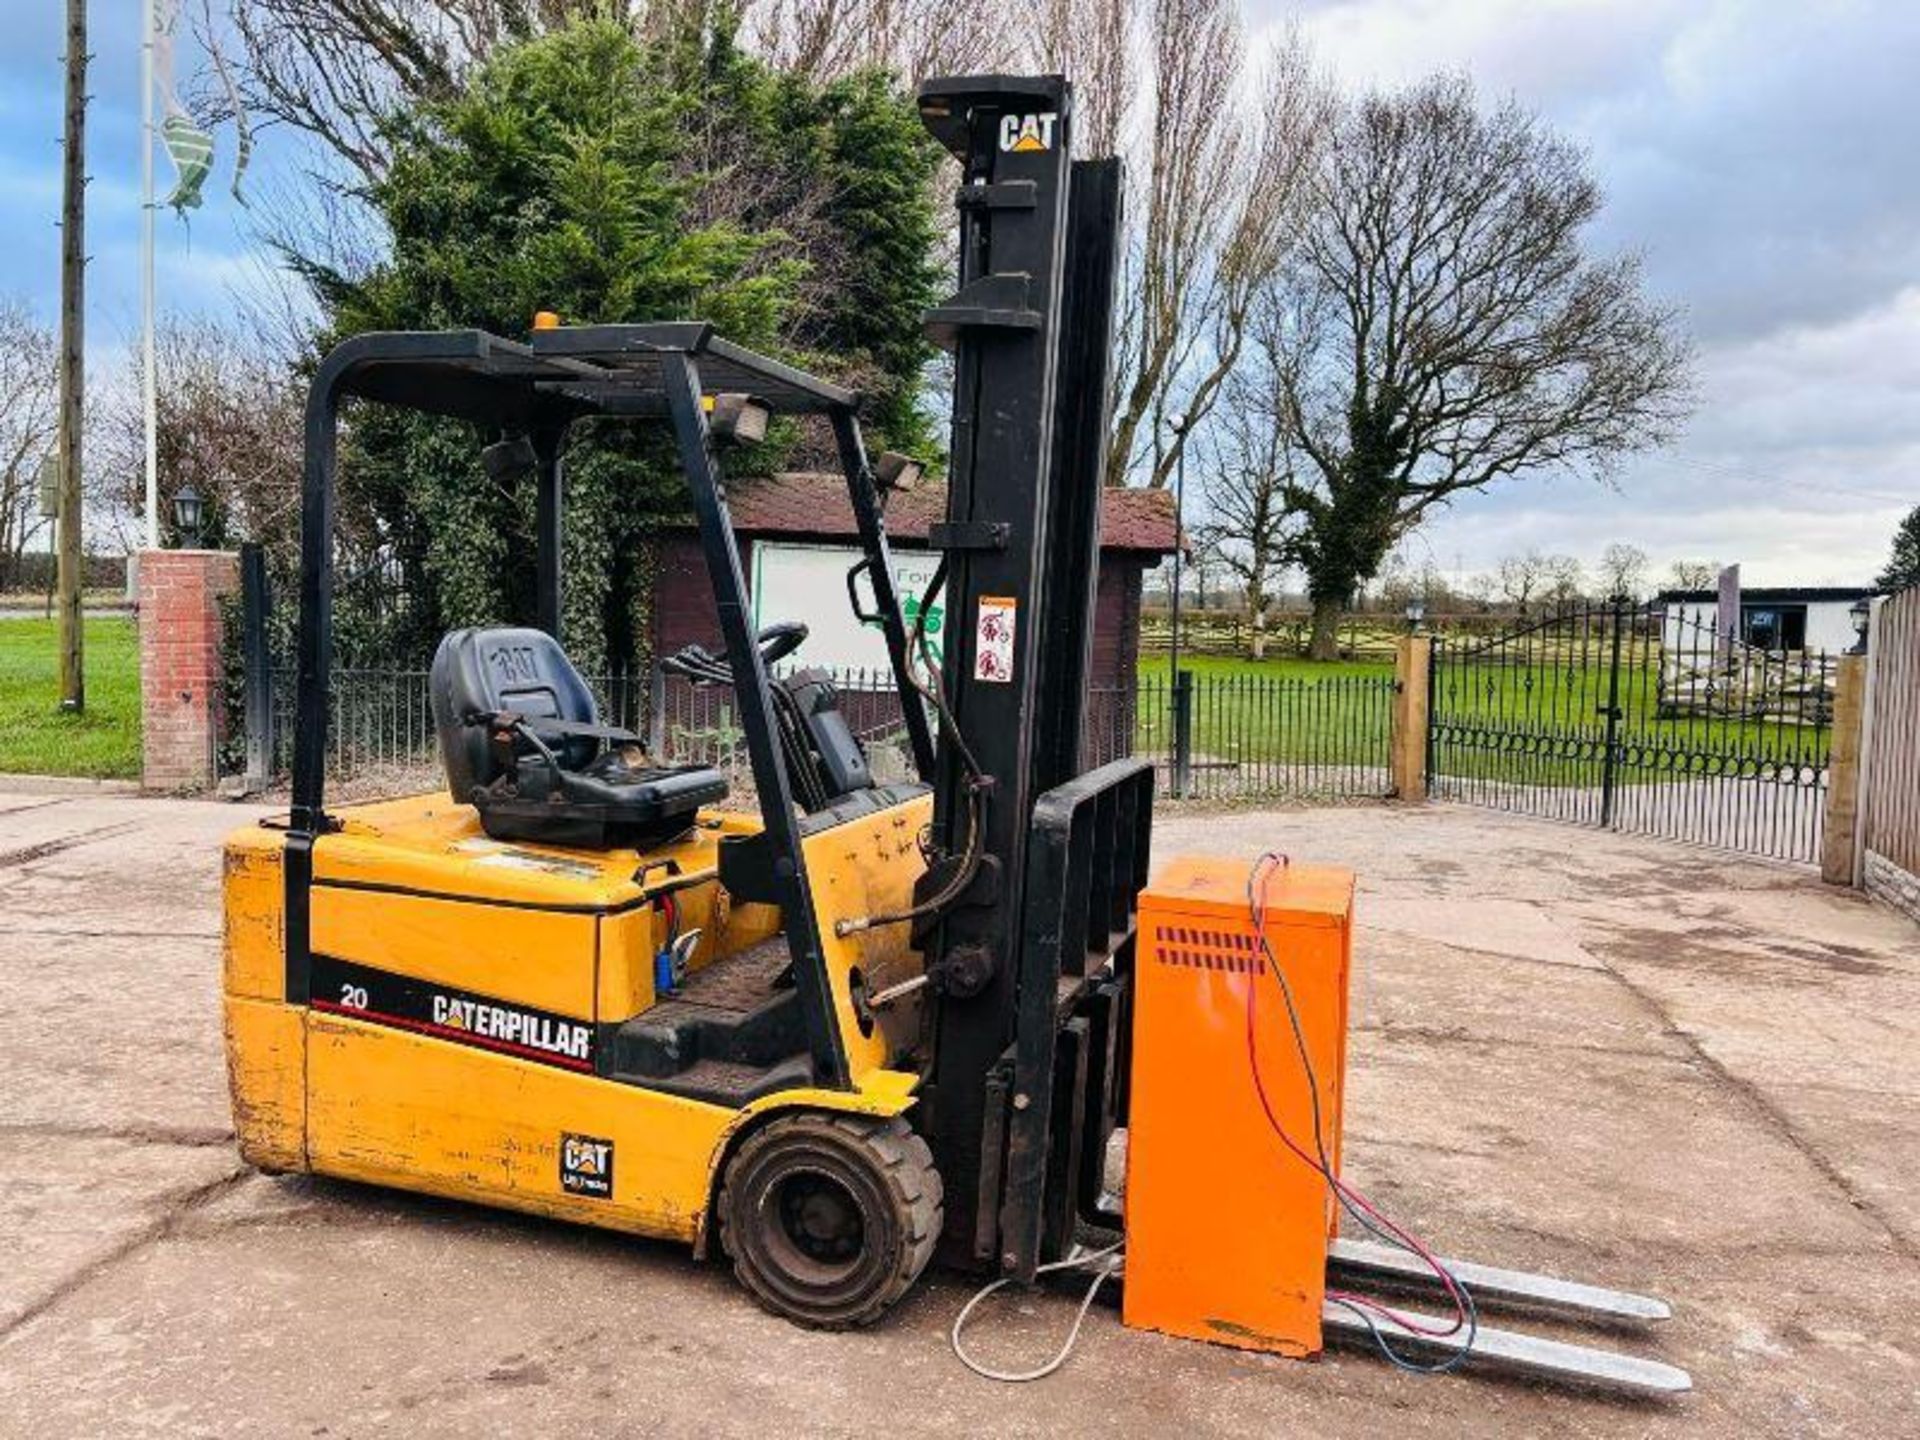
(1878, 504), (1920, 592)
(300, 18), (942, 673)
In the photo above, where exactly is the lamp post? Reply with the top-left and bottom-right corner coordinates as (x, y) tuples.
(1166, 413), (1193, 798)
(172, 484), (205, 550)
(1849, 597), (1871, 655)
(1404, 596), (1426, 634)
(1166, 413), (1191, 688)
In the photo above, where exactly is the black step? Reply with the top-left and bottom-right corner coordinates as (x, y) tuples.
(605, 937), (808, 1092)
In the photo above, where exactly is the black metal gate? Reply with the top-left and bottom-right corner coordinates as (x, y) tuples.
(1427, 600), (1835, 864)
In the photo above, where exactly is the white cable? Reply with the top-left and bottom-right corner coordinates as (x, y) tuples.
(949, 1241), (1126, 1383)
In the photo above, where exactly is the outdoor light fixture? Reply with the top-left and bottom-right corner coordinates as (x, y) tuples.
(480, 434), (539, 481)
(1405, 596), (1427, 633)
(874, 451), (925, 493)
(172, 483), (205, 549)
(1850, 597), (1871, 654)
(707, 393), (771, 445)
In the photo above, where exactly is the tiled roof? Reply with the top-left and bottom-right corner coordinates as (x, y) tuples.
(715, 472), (1179, 554)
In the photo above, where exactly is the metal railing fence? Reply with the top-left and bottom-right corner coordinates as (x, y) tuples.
(1428, 599), (1835, 864)
(251, 663), (1398, 804)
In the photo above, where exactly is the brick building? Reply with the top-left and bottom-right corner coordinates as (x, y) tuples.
(649, 472), (1178, 692)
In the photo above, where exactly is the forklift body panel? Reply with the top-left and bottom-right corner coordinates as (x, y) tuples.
(226, 789), (932, 1247)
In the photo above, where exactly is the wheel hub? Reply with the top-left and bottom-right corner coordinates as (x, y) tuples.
(777, 1171), (864, 1265)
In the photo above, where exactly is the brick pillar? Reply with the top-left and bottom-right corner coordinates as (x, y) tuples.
(138, 549), (240, 792)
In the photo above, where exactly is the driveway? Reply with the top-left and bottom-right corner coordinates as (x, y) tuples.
(0, 789), (1915, 1437)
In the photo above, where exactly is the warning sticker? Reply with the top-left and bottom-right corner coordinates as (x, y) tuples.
(975, 595), (1017, 683)
(470, 849), (605, 880)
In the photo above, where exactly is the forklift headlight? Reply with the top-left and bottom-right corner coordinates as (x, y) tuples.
(480, 434), (538, 481)
(874, 452), (925, 492)
(707, 394), (771, 445)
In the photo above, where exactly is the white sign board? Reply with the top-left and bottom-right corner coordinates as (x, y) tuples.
(750, 542), (946, 678)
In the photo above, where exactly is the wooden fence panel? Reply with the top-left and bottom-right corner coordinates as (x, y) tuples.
(1862, 588), (1920, 918)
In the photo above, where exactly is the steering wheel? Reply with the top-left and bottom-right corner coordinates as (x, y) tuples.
(755, 621), (808, 667)
(663, 623), (808, 685)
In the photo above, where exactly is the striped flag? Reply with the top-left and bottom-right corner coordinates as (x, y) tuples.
(161, 114), (214, 212)
(206, 15), (252, 204)
(152, 0), (216, 212)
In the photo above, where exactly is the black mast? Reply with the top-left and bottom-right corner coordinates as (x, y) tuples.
(913, 75), (1086, 1267)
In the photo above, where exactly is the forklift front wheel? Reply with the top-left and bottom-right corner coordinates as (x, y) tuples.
(718, 1113), (942, 1329)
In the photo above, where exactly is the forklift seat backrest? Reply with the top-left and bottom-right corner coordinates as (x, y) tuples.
(430, 627), (600, 800)
(429, 627), (729, 849)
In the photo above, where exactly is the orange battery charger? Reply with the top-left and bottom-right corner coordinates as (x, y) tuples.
(1123, 854), (1356, 1356)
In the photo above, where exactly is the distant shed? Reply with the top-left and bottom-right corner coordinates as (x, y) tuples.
(1655, 585), (1875, 655)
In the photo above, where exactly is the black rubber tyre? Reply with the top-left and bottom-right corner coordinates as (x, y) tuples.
(717, 1113), (942, 1329)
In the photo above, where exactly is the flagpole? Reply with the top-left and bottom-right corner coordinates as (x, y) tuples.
(140, 0), (158, 550)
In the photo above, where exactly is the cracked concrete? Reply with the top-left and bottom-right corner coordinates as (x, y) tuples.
(0, 791), (1916, 1436)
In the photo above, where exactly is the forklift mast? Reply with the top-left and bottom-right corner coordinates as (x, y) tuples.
(912, 76), (1150, 1276)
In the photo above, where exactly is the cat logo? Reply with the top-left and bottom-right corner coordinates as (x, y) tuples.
(561, 1132), (615, 1199)
(999, 112), (1059, 153)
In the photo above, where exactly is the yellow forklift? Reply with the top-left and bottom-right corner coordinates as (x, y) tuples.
(224, 74), (1689, 1393)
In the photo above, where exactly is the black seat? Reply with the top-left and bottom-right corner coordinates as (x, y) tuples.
(429, 627), (727, 849)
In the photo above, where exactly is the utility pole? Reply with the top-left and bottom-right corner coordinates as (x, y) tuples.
(56, 0), (88, 713)
(141, 0), (159, 549)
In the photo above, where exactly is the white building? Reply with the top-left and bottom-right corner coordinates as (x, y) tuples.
(1656, 585), (1873, 657)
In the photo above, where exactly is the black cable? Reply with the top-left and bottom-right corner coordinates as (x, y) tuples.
(1328, 1287), (1481, 1377)
(836, 557), (990, 935)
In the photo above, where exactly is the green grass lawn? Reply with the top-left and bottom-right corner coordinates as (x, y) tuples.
(1133, 653), (1395, 773)
(1135, 650), (1831, 786)
(1141, 653), (1395, 684)
(0, 617), (143, 779)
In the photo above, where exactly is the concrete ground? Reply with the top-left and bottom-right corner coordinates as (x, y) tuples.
(0, 789), (1916, 1438)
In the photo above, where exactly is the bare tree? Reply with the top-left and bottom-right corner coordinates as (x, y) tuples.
(745, 0), (1013, 88)
(1667, 558), (1720, 592)
(0, 299), (59, 592)
(1597, 542), (1649, 601)
(219, 0), (651, 184)
(1461, 568), (1496, 610)
(1542, 552), (1585, 606)
(1263, 74), (1692, 658)
(1198, 361), (1298, 659)
(94, 319), (303, 555)
(1496, 550), (1551, 615)
(1105, 16), (1325, 490)
(1032, 0), (1135, 159)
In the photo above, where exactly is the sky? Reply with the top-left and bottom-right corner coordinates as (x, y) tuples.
(0, 3), (282, 365)
(1, 1), (1916, 586)
(1263, 0), (1920, 589)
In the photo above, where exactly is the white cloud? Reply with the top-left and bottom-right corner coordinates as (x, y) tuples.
(1254, 0), (1920, 587)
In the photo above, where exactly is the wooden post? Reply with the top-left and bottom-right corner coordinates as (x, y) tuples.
(1392, 633), (1432, 802)
(1821, 653), (1868, 886)
(55, 0), (87, 713)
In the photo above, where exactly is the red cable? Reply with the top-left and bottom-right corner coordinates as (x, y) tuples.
(1242, 855), (1472, 1342)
